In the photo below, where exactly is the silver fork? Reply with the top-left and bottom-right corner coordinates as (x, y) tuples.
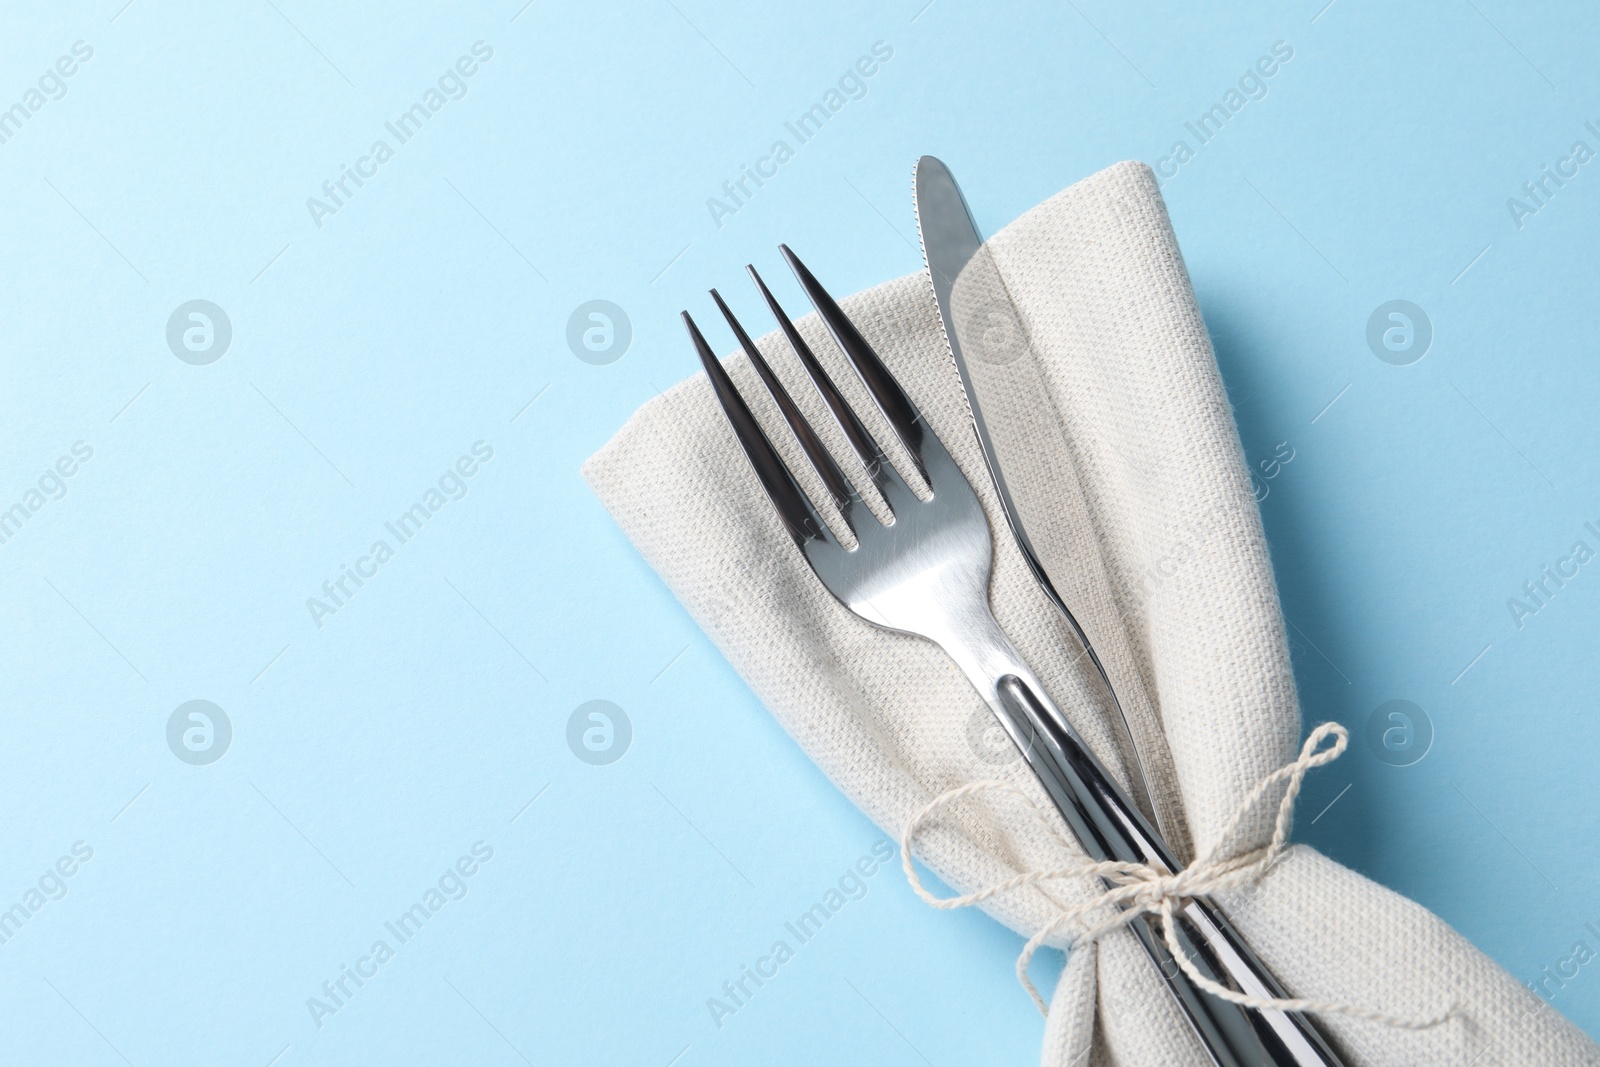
(682, 246), (1345, 1067)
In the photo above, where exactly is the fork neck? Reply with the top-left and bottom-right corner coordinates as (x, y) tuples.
(931, 607), (1176, 873)
(935, 611), (1348, 1066)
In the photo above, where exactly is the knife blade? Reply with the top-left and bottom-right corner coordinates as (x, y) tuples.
(911, 155), (1167, 839)
(912, 156), (1348, 1067)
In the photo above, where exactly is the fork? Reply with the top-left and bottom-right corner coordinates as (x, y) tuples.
(682, 246), (1347, 1067)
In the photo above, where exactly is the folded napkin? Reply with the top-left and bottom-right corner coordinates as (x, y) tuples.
(583, 162), (1599, 1066)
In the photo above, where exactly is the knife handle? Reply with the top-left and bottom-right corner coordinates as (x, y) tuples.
(939, 606), (1344, 1066)
(989, 671), (1345, 1067)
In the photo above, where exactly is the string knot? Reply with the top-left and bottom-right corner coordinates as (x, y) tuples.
(900, 722), (1459, 1031)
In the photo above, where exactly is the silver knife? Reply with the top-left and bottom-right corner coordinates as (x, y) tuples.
(913, 155), (1346, 1067)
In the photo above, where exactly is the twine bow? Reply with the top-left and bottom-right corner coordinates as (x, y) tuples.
(900, 722), (1458, 1031)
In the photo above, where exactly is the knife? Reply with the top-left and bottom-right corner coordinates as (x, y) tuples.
(913, 155), (1346, 1067)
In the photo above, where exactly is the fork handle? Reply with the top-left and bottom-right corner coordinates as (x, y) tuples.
(940, 616), (1345, 1067)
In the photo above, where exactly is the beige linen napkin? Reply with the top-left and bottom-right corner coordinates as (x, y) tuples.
(583, 161), (1599, 1066)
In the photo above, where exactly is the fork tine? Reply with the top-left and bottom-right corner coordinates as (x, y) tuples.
(683, 311), (833, 548)
(709, 288), (859, 520)
(745, 264), (902, 501)
(780, 244), (930, 484)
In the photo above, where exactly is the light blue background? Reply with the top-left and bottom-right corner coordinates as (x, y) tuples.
(2, 0), (1598, 1063)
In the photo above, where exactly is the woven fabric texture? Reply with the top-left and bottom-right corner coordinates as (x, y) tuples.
(582, 161), (1599, 1066)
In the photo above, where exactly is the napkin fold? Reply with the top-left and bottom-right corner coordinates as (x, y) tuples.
(583, 161), (1600, 1066)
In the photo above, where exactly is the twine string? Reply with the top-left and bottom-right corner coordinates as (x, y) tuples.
(899, 722), (1458, 1030)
